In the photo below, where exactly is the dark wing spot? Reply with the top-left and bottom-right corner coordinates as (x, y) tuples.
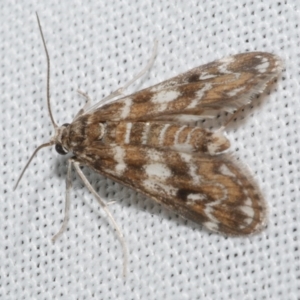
(177, 188), (197, 202)
(132, 90), (155, 103)
(188, 74), (200, 83)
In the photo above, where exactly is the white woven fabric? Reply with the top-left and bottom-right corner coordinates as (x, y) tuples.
(1, 0), (299, 299)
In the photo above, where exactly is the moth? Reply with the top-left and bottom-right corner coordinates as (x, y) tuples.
(15, 15), (282, 275)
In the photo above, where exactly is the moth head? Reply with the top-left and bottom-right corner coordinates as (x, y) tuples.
(14, 122), (72, 190)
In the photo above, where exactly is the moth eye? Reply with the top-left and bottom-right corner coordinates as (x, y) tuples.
(55, 144), (68, 155)
(62, 123), (70, 127)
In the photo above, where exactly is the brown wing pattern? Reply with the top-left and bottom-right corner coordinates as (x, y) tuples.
(92, 52), (282, 123)
(81, 144), (266, 235)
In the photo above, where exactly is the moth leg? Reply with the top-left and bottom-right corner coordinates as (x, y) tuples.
(75, 90), (93, 118)
(85, 40), (158, 112)
(77, 89), (92, 108)
(116, 39), (158, 94)
(107, 200), (117, 206)
(72, 161), (128, 278)
(51, 158), (73, 243)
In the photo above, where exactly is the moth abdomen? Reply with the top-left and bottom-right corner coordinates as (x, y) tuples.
(102, 121), (230, 154)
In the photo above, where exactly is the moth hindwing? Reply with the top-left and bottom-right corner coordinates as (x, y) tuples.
(17, 18), (283, 274)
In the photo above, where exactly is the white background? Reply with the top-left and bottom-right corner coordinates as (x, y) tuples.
(1, 0), (299, 299)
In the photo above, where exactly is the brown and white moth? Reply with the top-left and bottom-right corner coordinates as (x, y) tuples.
(15, 15), (282, 274)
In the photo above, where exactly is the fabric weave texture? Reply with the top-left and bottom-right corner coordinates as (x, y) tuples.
(1, 1), (299, 299)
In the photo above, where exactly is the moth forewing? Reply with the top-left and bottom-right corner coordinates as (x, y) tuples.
(92, 52), (282, 123)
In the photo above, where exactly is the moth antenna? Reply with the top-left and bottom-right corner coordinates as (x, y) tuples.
(14, 142), (53, 190)
(14, 15), (58, 190)
(36, 12), (58, 129)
